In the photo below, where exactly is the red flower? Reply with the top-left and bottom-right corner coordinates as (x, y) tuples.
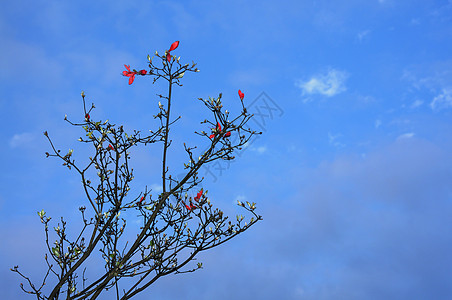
(139, 69), (147, 75)
(166, 41), (180, 62)
(238, 89), (244, 100)
(209, 122), (221, 139)
(85, 113), (90, 121)
(209, 122), (231, 139)
(122, 65), (136, 85)
(182, 201), (197, 211)
(138, 196), (145, 204)
(194, 189), (203, 202)
(107, 144), (114, 151)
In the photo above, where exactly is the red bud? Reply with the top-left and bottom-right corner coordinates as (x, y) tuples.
(194, 189), (203, 201)
(238, 90), (244, 100)
(169, 41), (179, 52)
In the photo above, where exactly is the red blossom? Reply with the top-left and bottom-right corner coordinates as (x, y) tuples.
(182, 201), (196, 211)
(166, 41), (180, 62)
(85, 113), (90, 121)
(209, 122), (231, 139)
(122, 65), (136, 85)
(139, 69), (147, 75)
(209, 122), (221, 139)
(107, 144), (114, 151)
(138, 196), (145, 204)
(238, 89), (244, 100)
(194, 189), (203, 202)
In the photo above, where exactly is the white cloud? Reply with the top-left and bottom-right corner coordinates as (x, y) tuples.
(411, 99), (423, 108)
(9, 133), (34, 148)
(296, 69), (349, 98)
(357, 30), (370, 41)
(150, 184), (163, 193)
(328, 132), (345, 148)
(397, 132), (415, 140)
(375, 119), (382, 129)
(250, 146), (267, 154)
(430, 88), (452, 110)
(256, 146), (267, 154)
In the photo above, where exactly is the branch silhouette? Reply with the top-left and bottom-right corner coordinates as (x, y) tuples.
(12, 41), (263, 299)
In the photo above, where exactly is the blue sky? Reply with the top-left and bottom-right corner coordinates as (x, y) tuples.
(1, 0), (452, 299)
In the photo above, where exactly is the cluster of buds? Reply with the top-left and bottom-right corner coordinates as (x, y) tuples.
(209, 122), (231, 139)
(182, 189), (204, 211)
(122, 41), (180, 85)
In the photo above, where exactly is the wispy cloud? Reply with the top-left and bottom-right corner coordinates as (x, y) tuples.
(250, 146), (267, 154)
(375, 119), (382, 129)
(411, 99), (423, 108)
(243, 141), (268, 153)
(295, 69), (349, 98)
(402, 61), (452, 114)
(150, 184), (163, 193)
(357, 30), (371, 42)
(9, 133), (34, 148)
(430, 88), (452, 111)
(328, 132), (345, 148)
(397, 132), (415, 140)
